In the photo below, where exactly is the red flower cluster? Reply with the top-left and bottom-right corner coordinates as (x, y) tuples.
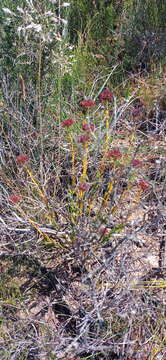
(79, 99), (96, 109)
(99, 88), (113, 102)
(132, 159), (143, 168)
(61, 118), (75, 128)
(78, 182), (90, 192)
(82, 123), (95, 132)
(16, 154), (29, 164)
(138, 180), (150, 191)
(9, 194), (22, 203)
(78, 134), (91, 144)
(107, 147), (122, 160)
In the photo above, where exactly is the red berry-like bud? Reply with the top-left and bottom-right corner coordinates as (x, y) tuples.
(78, 183), (90, 192)
(138, 180), (150, 191)
(9, 194), (22, 203)
(132, 159), (143, 168)
(107, 148), (122, 160)
(16, 154), (29, 164)
(99, 227), (109, 235)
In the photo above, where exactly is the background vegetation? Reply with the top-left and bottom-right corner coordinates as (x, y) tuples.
(0, 0), (166, 359)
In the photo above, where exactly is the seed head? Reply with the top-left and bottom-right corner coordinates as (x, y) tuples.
(132, 108), (141, 117)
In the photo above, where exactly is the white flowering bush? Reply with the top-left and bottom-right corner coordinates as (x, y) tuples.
(0, 0), (77, 158)
(1, 0), (73, 108)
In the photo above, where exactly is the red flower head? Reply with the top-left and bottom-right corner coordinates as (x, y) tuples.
(107, 147), (122, 160)
(78, 134), (91, 144)
(82, 123), (95, 132)
(61, 118), (75, 128)
(99, 88), (113, 102)
(9, 194), (22, 203)
(16, 154), (29, 164)
(79, 99), (96, 109)
(132, 159), (143, 168)
(138, 180), (150, 191)
(78, 182), (90, 192)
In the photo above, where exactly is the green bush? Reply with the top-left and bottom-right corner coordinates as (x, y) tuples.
(122, 0), (166, 71)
